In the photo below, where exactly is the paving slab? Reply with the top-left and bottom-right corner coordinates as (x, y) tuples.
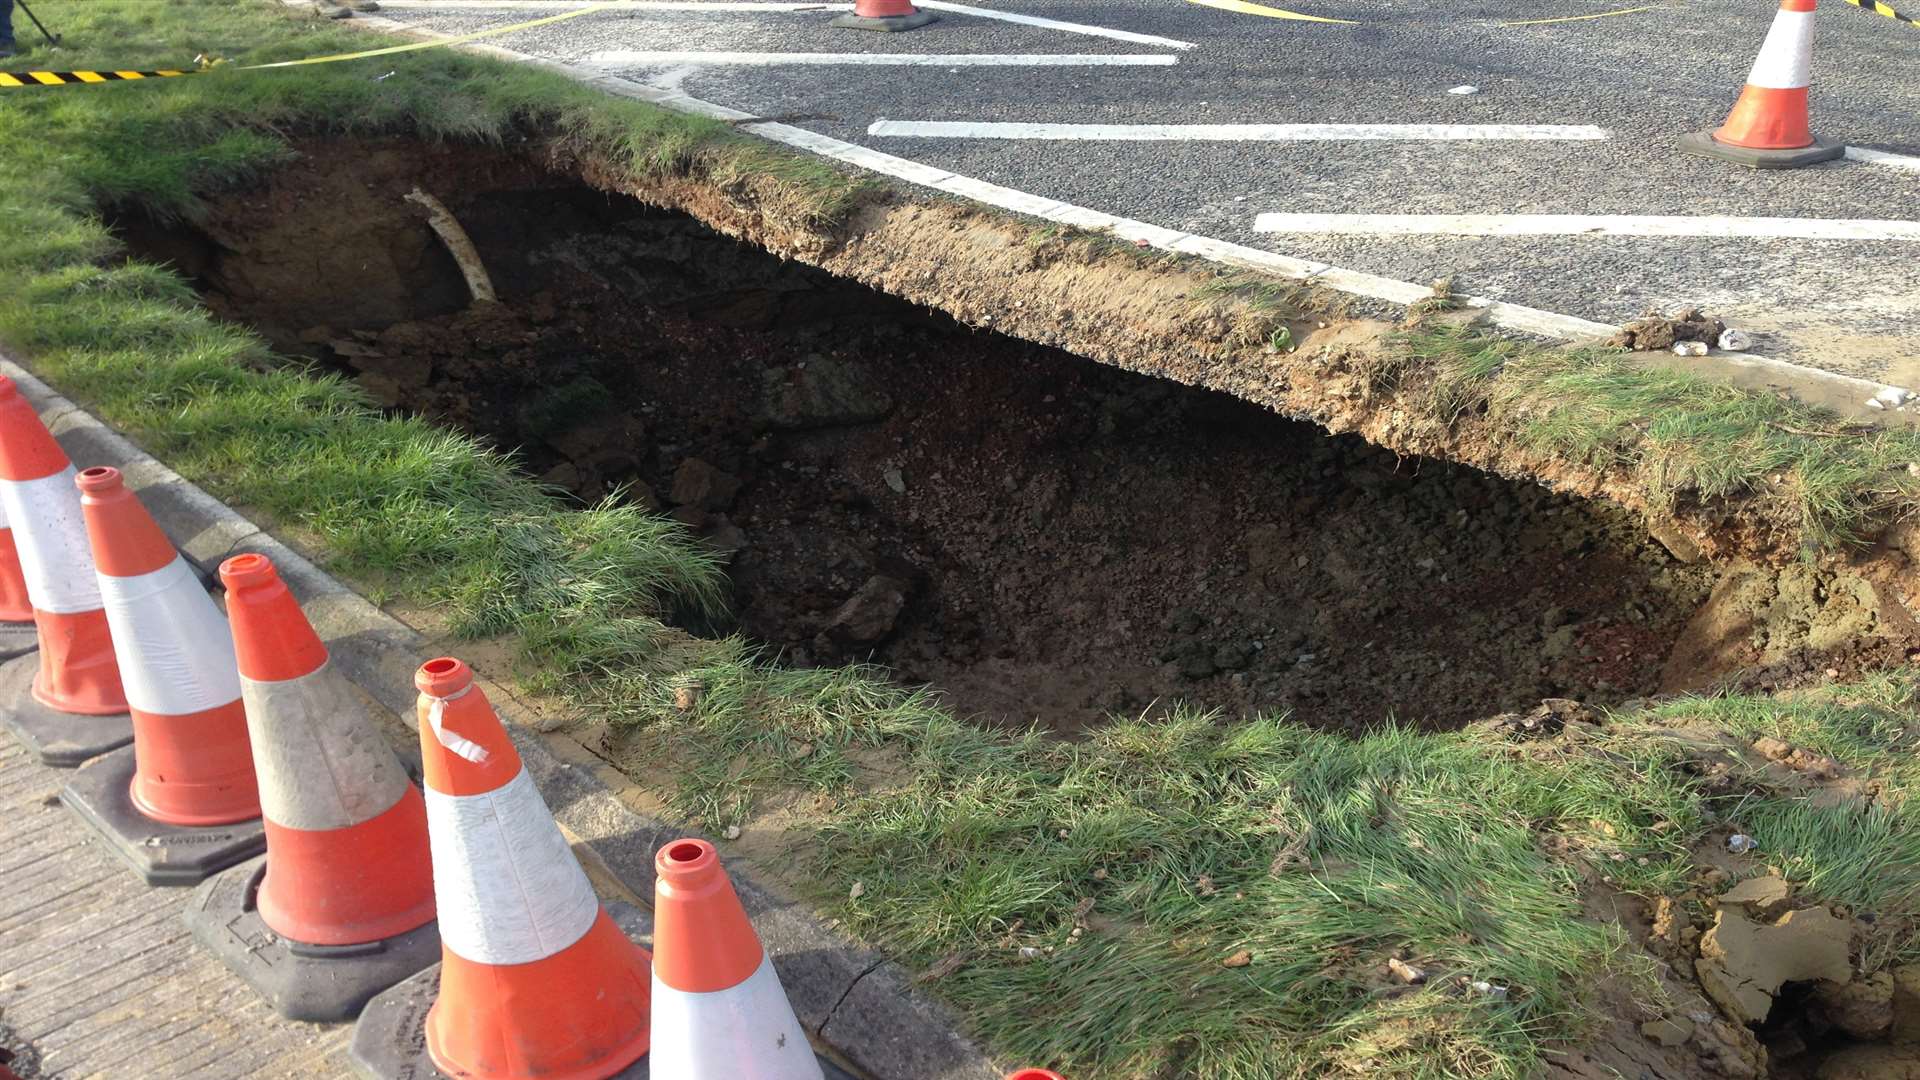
(0, 739), (355, 1079)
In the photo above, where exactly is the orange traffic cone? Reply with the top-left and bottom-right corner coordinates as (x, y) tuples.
(1009, 1071), (1067, 1080)
(834, 0), (938, 31)
(650, 837), (824, 1080)
(185, 552), (440, 1021)
(0, 500), (41, 660)
(1680, 0), (1843, 168)
(58, 466), (265, 886)
(353, 656), (652, 1079)
(0, 375), (132, 766)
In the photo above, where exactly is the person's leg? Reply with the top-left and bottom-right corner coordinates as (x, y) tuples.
(0, 0), (17, 59)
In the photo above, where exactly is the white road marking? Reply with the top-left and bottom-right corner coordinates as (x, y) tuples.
(371, 0), (1200, 49)
(1252, 213), (1920, 241)
(867, 121), (1610, 141)
(340, 10), (1920, 420)
(372, 0), (1198, 48)
(585, 51), (1180, 65)
(916, 1), (1197, 49)
(377, 1), (851, 8)
(1846, 146), (1920, 171)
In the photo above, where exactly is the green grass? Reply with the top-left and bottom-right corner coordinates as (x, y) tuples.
(7, 4), (1920, 1078)
(1399, 324), (1920, 551)
(0, 0), (865, 227)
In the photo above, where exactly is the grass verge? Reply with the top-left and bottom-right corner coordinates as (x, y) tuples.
(4, 4), (1920, 1078)
(1394, 324), (1920, 551)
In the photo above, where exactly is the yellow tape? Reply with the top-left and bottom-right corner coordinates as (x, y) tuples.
(1841, 0), (1919, 28)
(2, 4), (609, 88)
(1186, 0), (1358, 24)
(1500, 5), (1659, 26)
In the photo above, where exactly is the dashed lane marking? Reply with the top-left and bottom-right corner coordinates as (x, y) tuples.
(866, 120), (1610, 140)
(585, 51), (1180, 65)
(1251, 213), (1920, 241)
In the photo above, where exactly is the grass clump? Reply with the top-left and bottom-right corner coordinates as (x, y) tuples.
(1400, 324), (1920, 550)
(785, 681), (1920, 1079)
(0, 0), (755, 647)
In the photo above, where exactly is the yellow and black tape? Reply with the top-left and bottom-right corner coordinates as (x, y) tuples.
(0, 69), (189, 87)
(0, 4), (606, 89)
(1842, 0), (1919, 28)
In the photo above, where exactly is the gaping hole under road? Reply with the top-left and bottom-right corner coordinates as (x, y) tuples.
(118, 137), (1899, 735)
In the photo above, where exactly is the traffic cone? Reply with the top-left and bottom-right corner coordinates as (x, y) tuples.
(1680, 0), (1844, 168)
(58, 466), (266, 886)
(0, 375), (132, 766)
(0, 499), (41, 660)
(351, 656), (652, 1079)
(650, 837), (824, 1080)
(833, 0), (938, 32)
(1009, 1072), (1068, 1080)
(185, 552), (440, 1021)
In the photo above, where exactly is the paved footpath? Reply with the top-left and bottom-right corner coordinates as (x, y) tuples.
(370, 0), (1920, 391)
(0, 738), (353, 1079)
(0, 356), (959, 1080)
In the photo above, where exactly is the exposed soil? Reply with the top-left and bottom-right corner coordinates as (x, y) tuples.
(1494, 708), (1920, 1080)
(112, 137), (1918, 734)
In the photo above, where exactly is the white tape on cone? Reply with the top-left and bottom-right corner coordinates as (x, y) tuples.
(97, 556), (241, 715)
(243, 659), (412, 831)
(1, 468), (104, 614)
(425, 766), (598, 965)
(426, 685), (492, 764)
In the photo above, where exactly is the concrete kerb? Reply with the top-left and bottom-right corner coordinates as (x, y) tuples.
(0, 353), (1000, 1080)
(336, 7), (1919, 429)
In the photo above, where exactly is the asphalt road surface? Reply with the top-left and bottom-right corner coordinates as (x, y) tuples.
(374, 0), (1920, 383)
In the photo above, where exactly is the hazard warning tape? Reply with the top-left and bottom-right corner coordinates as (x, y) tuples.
(1842, 0), (1920, 29)
(0, 4), (606, 89)
(0, 69), (189, 86)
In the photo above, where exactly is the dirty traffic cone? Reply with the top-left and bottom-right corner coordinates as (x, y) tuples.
(58, 466), (266, 886)
(350, 656), (651, 1080)
(185, 553), (440, 1021)
(651, 837), (824, 1080)
(0, 499), (41, 660)
(1680, 0), (1843, 168)
(0, 375), (132, 766)
(833, 0), (938, 32)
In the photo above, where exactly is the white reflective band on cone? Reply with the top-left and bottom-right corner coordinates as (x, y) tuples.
(424, 766), (598, 965)
(243, 659), (412, 831)
(97, 556), (241, 715)
(1747, 11), (1814, 89)
(1, 468), (104, 614)
(650, 953), (825, 1080)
